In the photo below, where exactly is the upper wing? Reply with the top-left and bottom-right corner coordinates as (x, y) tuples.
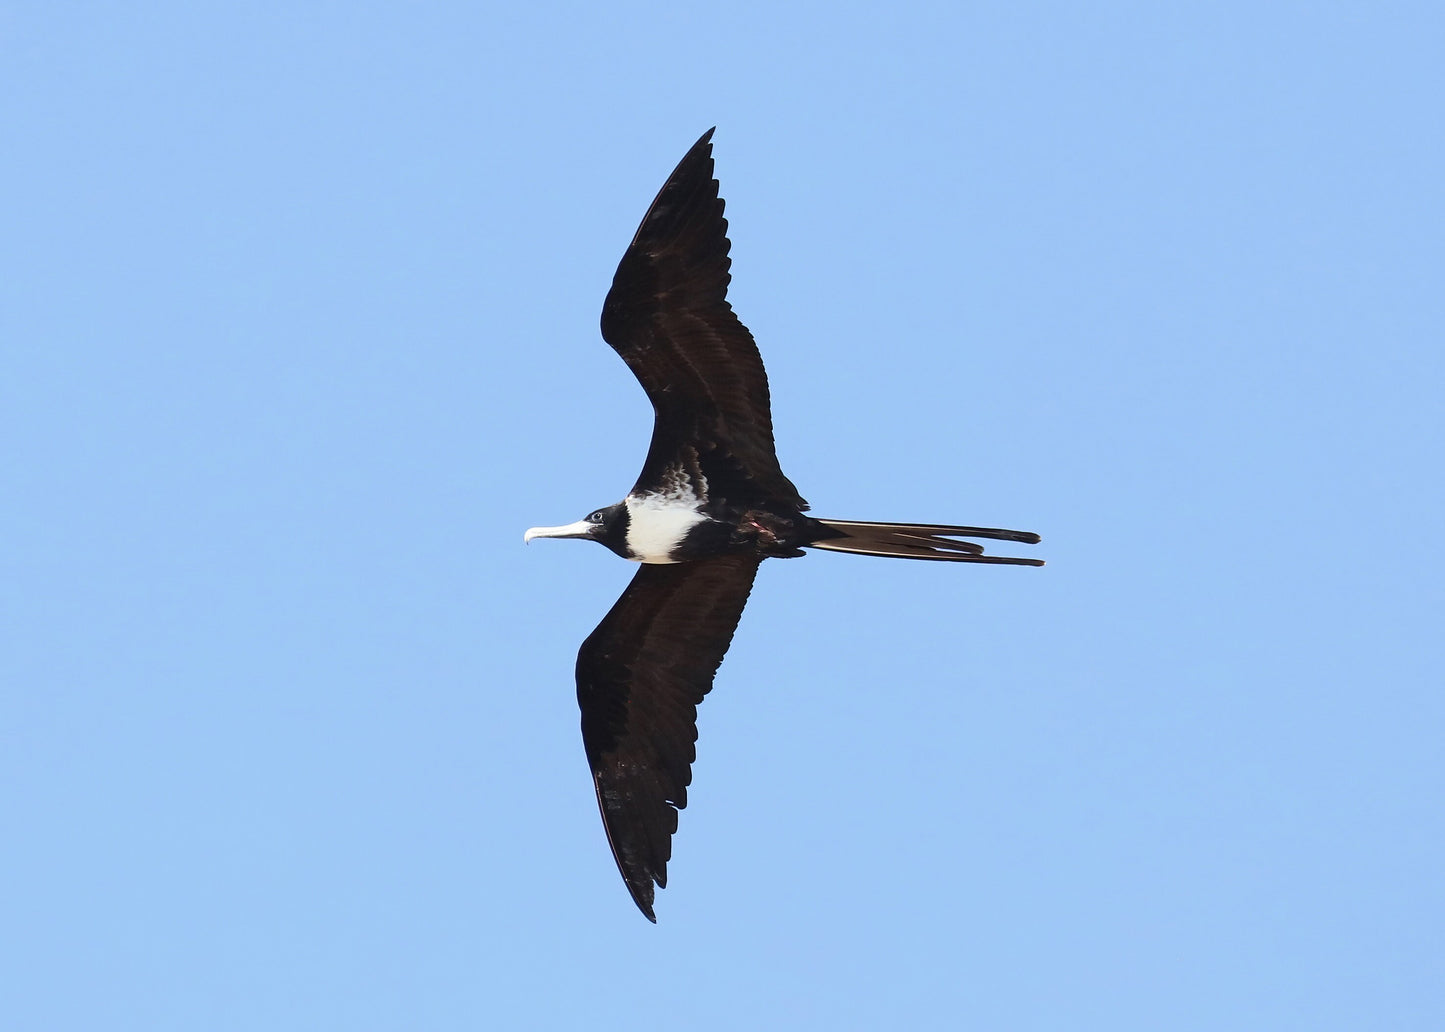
(576, 554), (762, 921)
(600, 129), (807, 510)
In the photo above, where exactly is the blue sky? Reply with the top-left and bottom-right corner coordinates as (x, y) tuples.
(3, 3), (1442, 1028)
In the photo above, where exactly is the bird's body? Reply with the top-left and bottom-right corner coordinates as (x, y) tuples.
(525, 129), (1042, 921)
(617, 493), (808, 564)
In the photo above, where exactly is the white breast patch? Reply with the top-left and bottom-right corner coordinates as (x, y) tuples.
(623, 494), (708, 564)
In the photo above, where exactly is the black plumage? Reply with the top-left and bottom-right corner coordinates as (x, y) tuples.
(526, 129), (1042, 921)
(577, 555), (760, 921)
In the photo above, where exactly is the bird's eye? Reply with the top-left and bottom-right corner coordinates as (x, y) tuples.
(588, 511), (605, 523)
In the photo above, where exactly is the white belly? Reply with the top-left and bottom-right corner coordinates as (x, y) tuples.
(624, 495), (707, 563)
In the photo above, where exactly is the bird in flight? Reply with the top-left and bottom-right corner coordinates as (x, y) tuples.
(525, 129), (1043, 921)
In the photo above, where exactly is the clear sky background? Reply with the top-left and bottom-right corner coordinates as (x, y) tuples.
(3, 3), (1442, 1029)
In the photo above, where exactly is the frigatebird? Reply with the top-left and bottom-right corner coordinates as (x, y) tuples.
(525, 129), (1043, 921)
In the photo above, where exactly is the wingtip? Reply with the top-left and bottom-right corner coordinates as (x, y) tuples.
(631, 880), (660, 923)
(629, 884), (659, 923)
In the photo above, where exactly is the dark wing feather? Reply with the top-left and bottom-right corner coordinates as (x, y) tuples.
(600, 128), (806, 510)
(576, 554), (762, 921)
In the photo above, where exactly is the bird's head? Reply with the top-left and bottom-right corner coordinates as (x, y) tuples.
(524, 502), (630, 557)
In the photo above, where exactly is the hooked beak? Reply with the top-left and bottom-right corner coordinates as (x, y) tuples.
(523, 519), (596, 544)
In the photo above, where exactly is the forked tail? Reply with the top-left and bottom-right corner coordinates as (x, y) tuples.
(807, 518), (1044, 565)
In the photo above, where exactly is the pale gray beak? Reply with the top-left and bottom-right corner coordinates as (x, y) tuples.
(523, 519), (595, 544)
